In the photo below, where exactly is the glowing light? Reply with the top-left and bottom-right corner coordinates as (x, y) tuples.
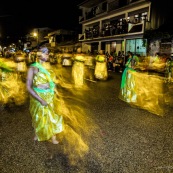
(33, 32), (37, 37)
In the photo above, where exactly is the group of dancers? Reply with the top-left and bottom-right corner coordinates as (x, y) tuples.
(1, 46), (172, 163)
(0, 46), (100, 163)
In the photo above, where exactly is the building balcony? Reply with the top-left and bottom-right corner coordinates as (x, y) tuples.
(79, 0), (150, 23)
(79, 22), (145, 42)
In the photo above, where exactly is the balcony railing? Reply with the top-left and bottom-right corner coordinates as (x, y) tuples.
(79, 21), (144, 41)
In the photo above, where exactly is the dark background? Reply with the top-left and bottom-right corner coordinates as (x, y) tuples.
(0, 0), (83, 39)
(1, 0), (172, 43)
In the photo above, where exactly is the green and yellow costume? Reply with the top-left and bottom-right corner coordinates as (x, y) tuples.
(119, 57), (172, 116)
(119, 57), (137, 103)
(0, 58), (27, 106)
(29, 62), (63, 141)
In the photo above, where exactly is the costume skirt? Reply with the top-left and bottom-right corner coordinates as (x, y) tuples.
(29, 90), (63, 141)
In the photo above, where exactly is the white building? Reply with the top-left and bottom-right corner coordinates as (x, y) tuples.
(77, 0), (172, 56)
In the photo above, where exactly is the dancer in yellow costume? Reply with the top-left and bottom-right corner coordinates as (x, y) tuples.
(0, 59), (16, 105)
(0, 58), (27, 106)
(72, 47), (85, 87)
(26, 46), (63, 144)
(94, 50), (108, 80)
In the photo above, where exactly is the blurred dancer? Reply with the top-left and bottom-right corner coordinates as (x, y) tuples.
(72, 47), (86, 87)
(26, 46), (64, 144)
(94, 50), (108, 80)
(0, 58), (27, 107)
(119, 51), (136, 102)
(0, 59), (15, 105)
(26, 46), (101, 163)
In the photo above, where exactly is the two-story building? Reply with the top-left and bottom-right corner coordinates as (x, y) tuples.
(77, 0), (173, 56)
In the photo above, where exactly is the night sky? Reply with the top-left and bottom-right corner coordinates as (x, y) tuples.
(0, 0), (83, 40)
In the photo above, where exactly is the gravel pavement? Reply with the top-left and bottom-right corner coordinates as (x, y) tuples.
(1, 67), (173, 173)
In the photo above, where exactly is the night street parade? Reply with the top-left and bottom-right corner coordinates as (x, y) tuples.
(1, 0), (173, 172)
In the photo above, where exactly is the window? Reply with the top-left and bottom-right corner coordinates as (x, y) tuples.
(126, 39), (147, 56)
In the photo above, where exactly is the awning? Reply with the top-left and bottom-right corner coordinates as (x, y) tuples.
(128, 23), (143, 33)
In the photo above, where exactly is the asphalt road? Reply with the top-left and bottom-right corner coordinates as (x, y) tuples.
(1, 65), (173, 173)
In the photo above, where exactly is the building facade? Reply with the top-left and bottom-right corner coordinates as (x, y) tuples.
(77, 0), (172, 56)
(47, 29), (81, 52)
(25, 27), (52, 49)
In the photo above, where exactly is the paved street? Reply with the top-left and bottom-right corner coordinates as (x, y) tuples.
(1, 65), (173, 173)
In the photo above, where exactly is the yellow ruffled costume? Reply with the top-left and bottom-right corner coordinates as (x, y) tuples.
(0, 58), (28, 106)
(94, 55), (108, 80)
(29, 62), (64, 141)
(72, 54), (85, 87)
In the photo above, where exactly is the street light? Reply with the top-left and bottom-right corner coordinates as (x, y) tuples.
(33, 29), (39, 47)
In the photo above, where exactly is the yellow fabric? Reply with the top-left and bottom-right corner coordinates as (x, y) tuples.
(0, 62), (28, 105)
(16, 62), (27, 72)
(72, 61), (85, 87)
(134, 72), (165, 115)
(30, 70), (64, 141)
(119, 70), (172, 116)
(95, 55), (105, 62)
(74, 55), (85, 62)
(94, 62), (108, 80)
